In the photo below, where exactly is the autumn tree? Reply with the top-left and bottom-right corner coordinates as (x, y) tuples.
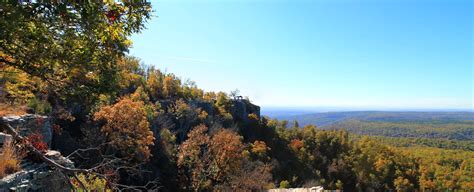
(1, 2), (150, 83)
(145, 67), (164, 101)
(163, 74), (181, 98)
(0, 2), (151, 115)
(178, 124), (271, 191)
(93, 97), (154, 162)
(116, 56), (145, 96)
(227, 160), (273, 191)
(0, 66), (36, 104)
(182, 80), (204, 100)
(250, 140), (270, 160)
(348, 137), (419, 191)
(177, 124), (211, 190)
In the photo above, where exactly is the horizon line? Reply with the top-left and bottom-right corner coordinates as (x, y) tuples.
(260, 105), (474, 112)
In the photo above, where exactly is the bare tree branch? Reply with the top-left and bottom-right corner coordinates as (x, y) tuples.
(0, 117), (160, 191)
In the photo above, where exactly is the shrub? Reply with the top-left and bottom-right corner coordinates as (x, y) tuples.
(71, 173), (111, 192)
(250, 140), (269, 159)
(27, 97), (52, 115)
(0, 143), (21, 178)
(289, 139), (304, 151)
(26, 131), (48, 152)
(279, 180), (290, 188)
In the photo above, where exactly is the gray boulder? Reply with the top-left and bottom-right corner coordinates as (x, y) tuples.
(0, 150), (73, 192)
(1, 115), (52, 147)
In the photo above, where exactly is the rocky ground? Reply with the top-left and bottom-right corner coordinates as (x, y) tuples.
(0, 115), (74, 192)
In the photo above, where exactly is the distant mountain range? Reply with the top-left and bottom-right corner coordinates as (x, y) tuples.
(264, 110), (474, 141)
(263, 110), (474, 127)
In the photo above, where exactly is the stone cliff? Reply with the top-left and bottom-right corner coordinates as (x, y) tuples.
(0, 115), (74, 191)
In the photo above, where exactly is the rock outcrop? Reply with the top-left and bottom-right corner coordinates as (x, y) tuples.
(190, 100), (214, 117)
(1, 115), (52, 147)
(0, 150), (74, 192)
(230, 99), (261, 123)
(1, 115), (73, 191)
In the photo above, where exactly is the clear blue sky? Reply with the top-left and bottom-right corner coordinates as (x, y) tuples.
(130, 0), (473, 110)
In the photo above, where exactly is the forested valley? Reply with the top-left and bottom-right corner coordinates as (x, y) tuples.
(273, 111), (474, 191)
(0, 2), (472, 191)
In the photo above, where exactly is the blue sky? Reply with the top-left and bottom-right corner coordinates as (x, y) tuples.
(130, 0), (473, 110)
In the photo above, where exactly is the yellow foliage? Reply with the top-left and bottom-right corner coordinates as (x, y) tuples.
(72, 173), (111, 192)
(394, 176), (414, 191)
(197, 109), (208, 121)
(145, 68), (163, 100)
(163, 75), (180, 98)
(251, 140), (269, 157)
(1, 66), (37, 104)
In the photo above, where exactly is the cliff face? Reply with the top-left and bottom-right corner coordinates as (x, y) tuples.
(190, 101), (215, 117)
(157, 99), (261, 123)
(230, 99), (261, 123)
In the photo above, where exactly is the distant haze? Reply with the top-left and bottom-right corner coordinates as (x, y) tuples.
(261, 107), (474, 118)
(263, 110), (474, 128)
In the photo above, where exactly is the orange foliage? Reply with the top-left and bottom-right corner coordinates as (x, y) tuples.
(93, 97), (154, 161)
(178, 125), (247, 190)
(0, 103), (28, 116)
(0, 143), (21, 178)
(289, 139), (304, 151)
(208, 129), (245, 177)
(177, 124), (210, 167)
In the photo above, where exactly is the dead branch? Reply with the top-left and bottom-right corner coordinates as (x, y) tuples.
(0, 117), (92, 174)
(0, 117), (160, 191)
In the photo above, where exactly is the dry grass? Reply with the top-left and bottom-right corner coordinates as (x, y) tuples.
(0, 142), (21, 178)
(0, 103), (28, 116)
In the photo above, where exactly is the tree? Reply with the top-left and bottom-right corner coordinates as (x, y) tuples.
(229, 89), (240, 99)
(179, 80), (202, 100)
(93, 97), (154, 162)
(0, 2), (151, 113)
(208, 128), (245, 183)
(250, 140), (270, 160)
(0, 66), (38, 104)
(228, 160), (272, 191)
(178, 125), (269, 191)
(348, 137), (419, 191)
(293, 120), (299, 128)
(145, 67), (164, 101)
(163, 75), (181, 98)
(116, 56), (145, 96)
(177, 124), (210, 190)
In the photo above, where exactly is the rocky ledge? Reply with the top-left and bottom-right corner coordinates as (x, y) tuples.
(1, 114), (52, 147)
(0, 150), (74, 192)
